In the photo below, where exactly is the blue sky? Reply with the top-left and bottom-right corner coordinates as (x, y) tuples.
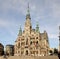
(0, 0), (60, 49)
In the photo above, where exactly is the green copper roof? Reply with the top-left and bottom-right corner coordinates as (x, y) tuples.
(36, 21), (40, 33)
(18, 26), (22, 36)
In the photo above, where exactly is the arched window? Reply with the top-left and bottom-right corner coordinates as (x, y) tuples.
(26, 50), (28, 55)
(18, 43), (20, 48)
(26, 38), (28, 45)
(36, 41), (38, 44)
(30, 41), (32, 45)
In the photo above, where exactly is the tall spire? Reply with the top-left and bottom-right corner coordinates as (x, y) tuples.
(24, 3), (32, 33)
(18, 26), (22, 36)
(27, 3), (30, 15)
(36, 21), (40, 33)
(26, 3), (31, 19)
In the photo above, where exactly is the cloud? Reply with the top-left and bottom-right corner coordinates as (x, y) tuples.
(0, 19), (19, 37)
(0, 19), (17, 27)
(48, 34), (58, 39)
(0, 0), (28, 15)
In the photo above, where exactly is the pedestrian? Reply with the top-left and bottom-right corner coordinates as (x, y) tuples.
(58, 52), (60, 59)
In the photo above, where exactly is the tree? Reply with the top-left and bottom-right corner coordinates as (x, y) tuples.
(54, 48), (58, 55)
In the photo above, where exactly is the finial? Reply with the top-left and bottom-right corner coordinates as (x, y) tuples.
(28, 3), (29, 9)
(27, 3), (30, 15)
(26, 3), (31, 19)
(36, 20), (39, 27)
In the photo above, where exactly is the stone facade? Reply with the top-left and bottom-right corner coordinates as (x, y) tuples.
(14, 5), (49, 56)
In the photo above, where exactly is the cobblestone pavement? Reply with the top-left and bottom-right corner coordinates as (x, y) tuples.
(0, 56), (59, 59)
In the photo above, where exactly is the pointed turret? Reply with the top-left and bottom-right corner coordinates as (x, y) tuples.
(18, 26), (22, 36)
(36, 22), (40, 33)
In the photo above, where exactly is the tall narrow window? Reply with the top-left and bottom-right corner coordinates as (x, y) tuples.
(30, 41), (32, 45)
(26, 38), (28, 45)
(26, 50), (28, 55)
(36, 41), (38, 44)
(18, 43), (20, 48)
(36, 37), (38, 39)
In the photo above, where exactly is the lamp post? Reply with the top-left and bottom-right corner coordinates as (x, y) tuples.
(58, 26), (60, 59)
(59, 26), (60, 52)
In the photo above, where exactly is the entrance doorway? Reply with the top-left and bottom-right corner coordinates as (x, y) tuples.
(26, 50), (28, 55)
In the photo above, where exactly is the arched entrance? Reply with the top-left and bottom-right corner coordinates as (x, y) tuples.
(26, 50), (28, 55)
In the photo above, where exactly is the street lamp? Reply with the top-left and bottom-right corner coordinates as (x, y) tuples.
(58, 26), (60, 59)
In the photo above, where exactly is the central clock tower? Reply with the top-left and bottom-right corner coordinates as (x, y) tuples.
(24, 4), (32, 34)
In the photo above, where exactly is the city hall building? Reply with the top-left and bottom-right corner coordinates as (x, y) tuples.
(14, 5), (49, 56)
